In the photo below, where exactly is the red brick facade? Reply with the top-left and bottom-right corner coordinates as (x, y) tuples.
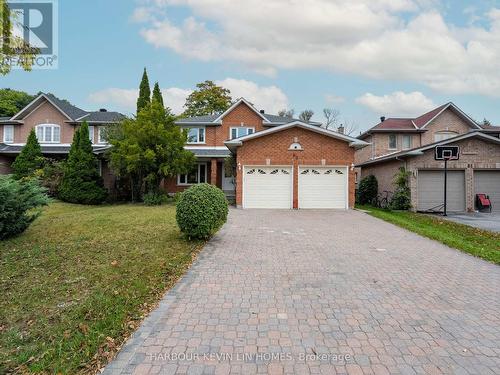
(234, 127), (356, 209)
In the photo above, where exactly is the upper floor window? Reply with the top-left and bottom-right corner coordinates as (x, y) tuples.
(89, 125), (94, 144)
(98, 126), (107, 144)
(388, 134), (397, 150)
(3, 125), (14, 144)
(402, 135), (412, 150)
(434, 131), (457, 142)
(230, 127), (254, 140)
(186, 127), (205, 144)
(36, 124), (60, 143)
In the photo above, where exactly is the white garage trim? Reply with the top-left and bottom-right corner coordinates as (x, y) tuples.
(242, 165), (293, 209)
(298, 165), (349, 209)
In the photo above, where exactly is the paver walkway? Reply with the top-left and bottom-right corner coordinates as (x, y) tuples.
(104, 209), (500, 375)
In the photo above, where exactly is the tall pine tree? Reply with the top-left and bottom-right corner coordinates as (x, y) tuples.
(152, 82), (164, 107)
(11, 129), (44, 179)
(58, 122), (107, 204)
(137, 68), (151, 114)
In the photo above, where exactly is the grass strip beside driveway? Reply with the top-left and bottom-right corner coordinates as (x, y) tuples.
(0, 202), (204, 374)
(358, 206), (500, 265)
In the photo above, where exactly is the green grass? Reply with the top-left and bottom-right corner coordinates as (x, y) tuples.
(357, 205), (500, 265)
(0, 202), (204, 374)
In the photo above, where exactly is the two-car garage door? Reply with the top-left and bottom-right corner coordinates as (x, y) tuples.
(243, 166), (348, 209)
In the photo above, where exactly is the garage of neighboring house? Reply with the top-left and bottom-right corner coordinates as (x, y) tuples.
(417, 170), (465, 212)
(357, 132), (500, 213)
(225, 121), (367, 210)
(474, 170), (500, 212)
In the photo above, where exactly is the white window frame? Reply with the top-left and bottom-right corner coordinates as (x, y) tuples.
(388, 134), (397, 150)
(402, 134), (412, 150)
(230, 127), (255, 140)
(186, 127), (206, 144)
(98, 126), (107, 144)
(434, 131), (457, 142)
(89, 125), (94, 144)
(3, 125), (14, 144)
(36, 124), (61, 144)
(177, 163), (208, 185)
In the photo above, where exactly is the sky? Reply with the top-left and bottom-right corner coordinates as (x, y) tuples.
(2, 0), (500, 133)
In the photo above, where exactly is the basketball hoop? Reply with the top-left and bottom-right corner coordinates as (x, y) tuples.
(434, 145), (460, 216)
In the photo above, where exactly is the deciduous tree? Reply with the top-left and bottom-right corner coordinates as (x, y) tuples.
(0, 88), (34, 117)
(0, 0), (39, 75)
(299, 109), (314, 122)
(183, 80), (231, 117)
(108, 98), (195, 201)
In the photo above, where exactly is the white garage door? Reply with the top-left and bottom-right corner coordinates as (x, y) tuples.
(474, 170), (500, 212)
(298, 167), (348, 209)
(243, 166), (292, 209)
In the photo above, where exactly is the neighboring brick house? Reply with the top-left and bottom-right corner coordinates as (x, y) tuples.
(0, 93), (124, 189)
(355, 103), (500, 212)
(166, 98), (368, 209)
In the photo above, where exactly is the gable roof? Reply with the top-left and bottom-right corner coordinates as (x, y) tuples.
(359, 102), (481, 139)
(175, 97), (320, 126)
(10, 93), (124, 123)
(356, 131), (500, 167)
(225, 120), (369, 150)
(214, 98), (270, 123)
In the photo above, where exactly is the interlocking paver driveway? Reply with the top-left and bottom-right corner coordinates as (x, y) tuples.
(104, 209), (500, 375)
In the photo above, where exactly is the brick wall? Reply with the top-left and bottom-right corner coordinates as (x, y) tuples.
(235, 127), (356, 208)
(0, 154), (14, 174)
(19, 100), (76, 143)
(181, 103), (269, 147)
(360, 159), (405, 196)
(420, 108), (472, 145)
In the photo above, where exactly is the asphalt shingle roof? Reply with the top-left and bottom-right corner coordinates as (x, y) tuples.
(44, 93), (88, 121)
(79, 111), (126, 122)
(187, 148), (231, 157)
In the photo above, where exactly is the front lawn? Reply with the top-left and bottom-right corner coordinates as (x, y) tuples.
(358, 206), (500, 265)
(0, 202), (203, 374)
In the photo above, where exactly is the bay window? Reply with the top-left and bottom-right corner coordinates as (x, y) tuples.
(178, 163), (207, 185)
(36, 124), (60, 143)
(230, 127), (254, 139)
(186, 127), (205, 144)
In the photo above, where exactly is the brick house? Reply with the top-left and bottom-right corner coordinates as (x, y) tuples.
(167, 98), (368, 209)
(0, 93), (124, 189)
(355, 103), (500, 212)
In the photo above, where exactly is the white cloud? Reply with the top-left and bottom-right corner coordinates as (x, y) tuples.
(88, 87), (191, 115)
(215, 78), (289, 113)
(356, 91), (436, 116)
(88, 79), (289, 115)
(134, 1), (500, 97)
(325, 94), (345, 104)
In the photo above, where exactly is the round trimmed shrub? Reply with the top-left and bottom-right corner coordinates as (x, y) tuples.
(176, 183), (228, 239)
